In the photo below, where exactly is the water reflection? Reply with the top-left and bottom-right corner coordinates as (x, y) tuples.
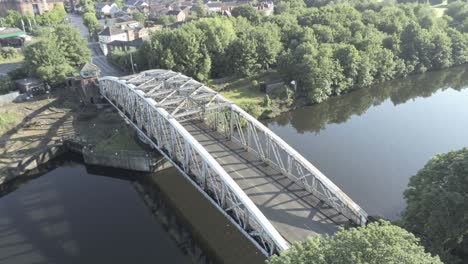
(265, 65), (468, 219)
(0, 156), (191, 264)
(269, 65), (468, 133)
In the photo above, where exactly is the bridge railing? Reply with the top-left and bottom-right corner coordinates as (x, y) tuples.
(204, 103), (368, 226)
(99, 77), (289, 256)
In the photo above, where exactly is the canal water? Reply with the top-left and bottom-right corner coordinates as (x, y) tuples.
(0, 155), (264, 264)
(0, 160), (191, 264)
(265, 64), (468, 220)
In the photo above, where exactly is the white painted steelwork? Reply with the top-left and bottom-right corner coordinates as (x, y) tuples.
(99, 69), (368, 255)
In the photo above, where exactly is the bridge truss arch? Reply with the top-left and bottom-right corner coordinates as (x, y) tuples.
(99, 69), (368, 256)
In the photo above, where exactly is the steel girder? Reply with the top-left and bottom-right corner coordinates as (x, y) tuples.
(205, 105), (368, 226)
(99, 69), (368, 255)
(99, 75), (289, 256)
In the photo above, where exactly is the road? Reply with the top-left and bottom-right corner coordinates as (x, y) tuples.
(67, 14), (123, 77)
(182, 120), (347, 244)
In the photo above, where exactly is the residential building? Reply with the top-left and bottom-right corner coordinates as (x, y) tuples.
(95, 2), (120, 18)
(98, 26), (128, 55)
(166, 7), (189, 22)
(0, 0), (65, 16)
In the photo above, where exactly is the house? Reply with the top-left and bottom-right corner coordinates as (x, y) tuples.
(95, 2), (120, 18)
(165, 7), (189, 22)
(125, 0), (149, 13)
(98, 26), (128, 55)
(0, 0), (64, 16)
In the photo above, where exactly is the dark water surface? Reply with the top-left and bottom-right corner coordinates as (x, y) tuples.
(0, 162), (191, 264)
(265, 65), (468, 219)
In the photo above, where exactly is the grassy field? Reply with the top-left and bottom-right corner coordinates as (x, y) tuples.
(0, 111), (19, 135)
(216, 70), (279, 105)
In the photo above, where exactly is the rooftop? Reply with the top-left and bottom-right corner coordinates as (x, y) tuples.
(98, 26), (126, 36)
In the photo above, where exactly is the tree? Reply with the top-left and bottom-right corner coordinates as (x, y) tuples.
(24, 36), (76, 83)
(52, 24), (91, 66)
(268, 220), (442, 264)
(231, 5), (261, 24)
(36, 5), (67, 25)
(132, 11), (146, 26)
(402, 148), (468, 264)
(194, 0), (207, 17)
(252, 22), (282, 69)
(83, 12), (99, 35)
(193, 17), (236, 77)
(24, 25), (90, 83)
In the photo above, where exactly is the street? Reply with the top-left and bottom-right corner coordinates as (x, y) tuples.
(67, 13), (123, 77)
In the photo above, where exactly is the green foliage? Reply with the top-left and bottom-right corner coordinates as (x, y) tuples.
(268, 220), (442, 264)
(0, 76), (15, 95)
(132, 11), (146, 26)
(24, 24), (90, 83)
(137, 0), (468, 105)
(402, 148), (468, 264)
(107, 49), (136, 71)
(275, 2), (468, 103)
(0, 47), (19, 60)
(194, 0), (207, 18)
(445, 1), (468, 33)
(83, 12), (99, 35)
(36, 5), (67, 26)
(231, 5), (262, 24)
(82, 0), (99, 36)
(0, 10), (34, 32)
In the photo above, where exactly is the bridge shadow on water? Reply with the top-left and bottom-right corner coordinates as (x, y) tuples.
(0, 153), (266, 264)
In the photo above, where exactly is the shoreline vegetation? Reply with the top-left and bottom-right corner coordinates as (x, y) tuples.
(106, 0), (468, 119)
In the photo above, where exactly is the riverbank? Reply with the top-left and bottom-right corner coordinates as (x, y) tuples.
(218, 64), (468, 120)
(0, 87), (161, 183)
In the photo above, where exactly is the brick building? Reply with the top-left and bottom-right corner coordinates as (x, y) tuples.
(0, 0), (65, 17)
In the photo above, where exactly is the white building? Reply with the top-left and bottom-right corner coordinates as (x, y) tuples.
(98, 26), (128, 55)
(96, 2), (121, 18)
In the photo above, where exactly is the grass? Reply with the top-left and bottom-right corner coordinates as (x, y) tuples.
(217, 70), (279, 106)
(0, 111), (19, 135)
(94, 127), (143, 153)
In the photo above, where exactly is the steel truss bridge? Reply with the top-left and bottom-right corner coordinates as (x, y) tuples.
(99, 70), (368, 256)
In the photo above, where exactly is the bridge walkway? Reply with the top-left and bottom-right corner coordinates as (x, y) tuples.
(182, 120), (349, 244)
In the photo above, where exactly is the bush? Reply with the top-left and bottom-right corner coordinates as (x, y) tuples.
(238, 101), (263, 118)
(0, 47), (18, 60)
(0, 76), (16, 95)
(7, 66), (28, 80)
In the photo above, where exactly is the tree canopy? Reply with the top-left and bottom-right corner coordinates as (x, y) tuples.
(24, 24), (91, 83)
(36, 5), (67, 26)
(268, 220), (441, 264)
(402, 148), (468, 264)
(135, 1), (468, 104)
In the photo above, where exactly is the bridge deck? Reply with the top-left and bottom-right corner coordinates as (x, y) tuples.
(182, 120), (349, 244)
